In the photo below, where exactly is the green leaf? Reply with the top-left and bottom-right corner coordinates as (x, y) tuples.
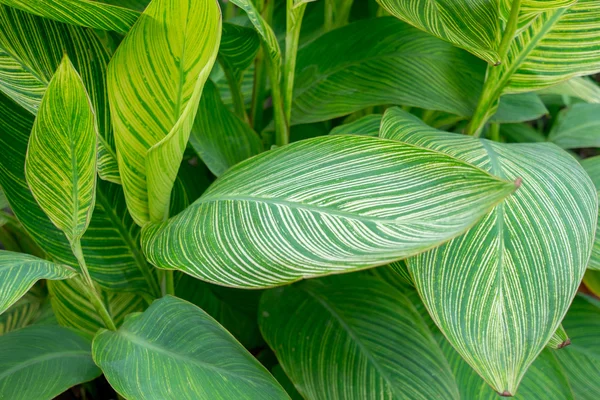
(92, 295), (289, 399)
(547, 325), (570, 350)
(189, 80), (263, 177)
(0, 292), (43, 334)
(583, 269), (600, 297)
(490, 93), (548, 123)
(376, 0), (500, 64)
(0, 5), (118, 184)
(554, 295), (600, 400)
(380, 107), (597, 395)
(537, 77), (600, 104)
(0, 325), (101, 400)
(271, 365), (303, 400)
(329, 114), (382, 137)
(0, 0), (139, 34)
(500, 123), (546, 144)
(219, 22), (261, 83)
(581, 155), (600, 271)
(25, 55), (97, 246)
(549, 104), (600, 149)
(0, 250), (74, 314)
(176, 274), (264, 349)
(109, 0), (221, 225)
(259, 275), (460, 399)
(48, 278), (145, 339)
(142, 134), (516, 289)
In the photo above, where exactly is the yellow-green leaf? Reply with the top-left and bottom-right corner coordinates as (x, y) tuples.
(108, 0), (221, 225)
(25, 55), (97, 245)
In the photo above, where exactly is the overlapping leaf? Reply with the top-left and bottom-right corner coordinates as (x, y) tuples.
(380, 107), (596, 395)
(259, 275), (460, 399)
(0, 292), (46, 334)
(25, 56), (97, 246)
(93, 296), (289, 399)
(0, 325), (101, 400)
(538, 77), (600, 104)
(581, 156), (600, 271)
(547, 325), (570, 350)
(0, 251), (74, 314)
(549, 104), (600, 149)
(0, 0), (139, 33)
(143, 134), (516, 289)
(109, 0), (221, 225)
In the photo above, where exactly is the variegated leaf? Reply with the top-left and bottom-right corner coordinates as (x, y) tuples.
(546, 325), (570, 350)
(109, 0), (221, 225)
(142, 134), (516, 289)
(537, 77), (600, 104)
(380, 107), (596, 395)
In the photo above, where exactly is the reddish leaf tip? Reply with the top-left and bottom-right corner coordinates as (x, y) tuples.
(499, 391), (513, 397)
(514, 177), (523, 189)
(558, 338), (571, 349)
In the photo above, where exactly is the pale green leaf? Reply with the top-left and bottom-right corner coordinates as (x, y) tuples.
(548, 104), (600, 149)
(583, 269), (600, 297)
(0, 325), (101, 400)
(189, 80), (262, 177)
(109, 0), (221, 225)
(92, 295), (289, 399)
(0, 250), (74, 314)
(0, 49), (45, 114)
(0, 0), (139, 33)
(376, 0), (500, 64)
(259, 275), (460, 399)
(48, 278), (145, 339)
(380, 107), (597, 395)
(25, 56), (97, 245)
(537, 77), (600, 104)
(142, 134), (516, 289)
(546, 325), (570, 350)
(490, 93), (547, 123)
(329, 114), (382, 137)
(554, 295), (600, 400)
(580, 155), (600, 271)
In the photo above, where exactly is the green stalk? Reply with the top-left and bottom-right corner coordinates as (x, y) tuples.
(283, 0), (307, 126)
(488, 123), (500, 142)
(324, 0), (334, 32)
(466, 0), (522, 137)
(72, 240), (116, 331)
(165, 270), (175, 296)
(250, 0), (272, 132)
(268, 64), (289, 147)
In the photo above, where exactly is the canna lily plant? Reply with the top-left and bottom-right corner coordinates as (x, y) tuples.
(0, 0), (599, 399)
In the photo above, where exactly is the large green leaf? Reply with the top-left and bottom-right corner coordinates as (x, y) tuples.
(548, 104), (600, 149)
(142, 134), (516, 289)
(0, 291), (47, 334)
(259, 274), (460, 399)
(0, 5), (118, 184)
(0, 325), (101, 400)
(554, 295), (600, 399)
(0, 93), (157, 293)
(93, 295), (289, 399)
(581, 155), (600, 271)
(537, 77), (600, 104)
(0, 250), (74, 314)
(25, 55), (97, 246)
(380, 107), (597, 395)
(189, 80), (263, 177)
(0, 0), (139, 33)
(376, 0), (500, 64)
(109, 0), (221, 225)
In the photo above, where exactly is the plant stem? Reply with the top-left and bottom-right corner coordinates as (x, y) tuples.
(250, 0), (272, 132)
(324, 0), (334, 32)
(71, 240), (116, 331)
(268, 65), (289, 147)
(488, 123), (500, 142)
(466, 0), (522, 137)
(283, 0), (306, 127)
(165, 270), (175, 296)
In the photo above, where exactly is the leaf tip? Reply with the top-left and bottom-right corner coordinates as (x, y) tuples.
(557, 338), (571, 349)
(498, 390), (513, 397)
(514, 177), (523, 189)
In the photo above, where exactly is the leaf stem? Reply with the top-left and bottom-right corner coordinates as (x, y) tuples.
(165, 270), (175, 296)
(283, 1), (307, 128)
(324, 0), (334, 32)
(466, 0), (522, 137)
(250, 0), (273, 132)
(488, 123), (500, 142)
(71, 240), (116, 331)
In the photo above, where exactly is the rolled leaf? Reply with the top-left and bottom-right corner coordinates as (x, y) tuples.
(581, 155), (600, 271)
(259, 275), (460, 399)
(0, 325), (101, 400)
(0, 0), (139, 33)
(25, 55), (97, 245)
(380, 107), (597, 395)
(92, 296), (289, 399)
(142, 134), (516, 289)
(108, 0), (221, 225)
(0, 250), (75, 314)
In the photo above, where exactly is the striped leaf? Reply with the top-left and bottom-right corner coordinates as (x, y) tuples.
(554, 295), (600, 400)
(549, 104), (600, 149)
(547, 325), (570, 350)
(380, 107), (597, 395)
(0, 93), (158, 293)
(0, 0), (139, 33)
(0, 5), (119, 184)
(0, 325), (101, 400)
(109, 0), (221, 225)
(0, 250), (75, 314)
(189, 80), (263, 177)
(25, 55), (97, 246)
(48, 278), (145, 339)
(92, 296), (289, 399)
(142, 134), (516, 289)
(0, 292), (44, 334)
(219, 22), (260, 83)
(581, 155), (600, 271)
(259, 275), (460, 399)
(376, 0), (500, 64)
(329, 114), (382, 137)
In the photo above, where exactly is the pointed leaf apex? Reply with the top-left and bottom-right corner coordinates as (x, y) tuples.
(557, 338), (571, 349)
(499, 390), (513, 397)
